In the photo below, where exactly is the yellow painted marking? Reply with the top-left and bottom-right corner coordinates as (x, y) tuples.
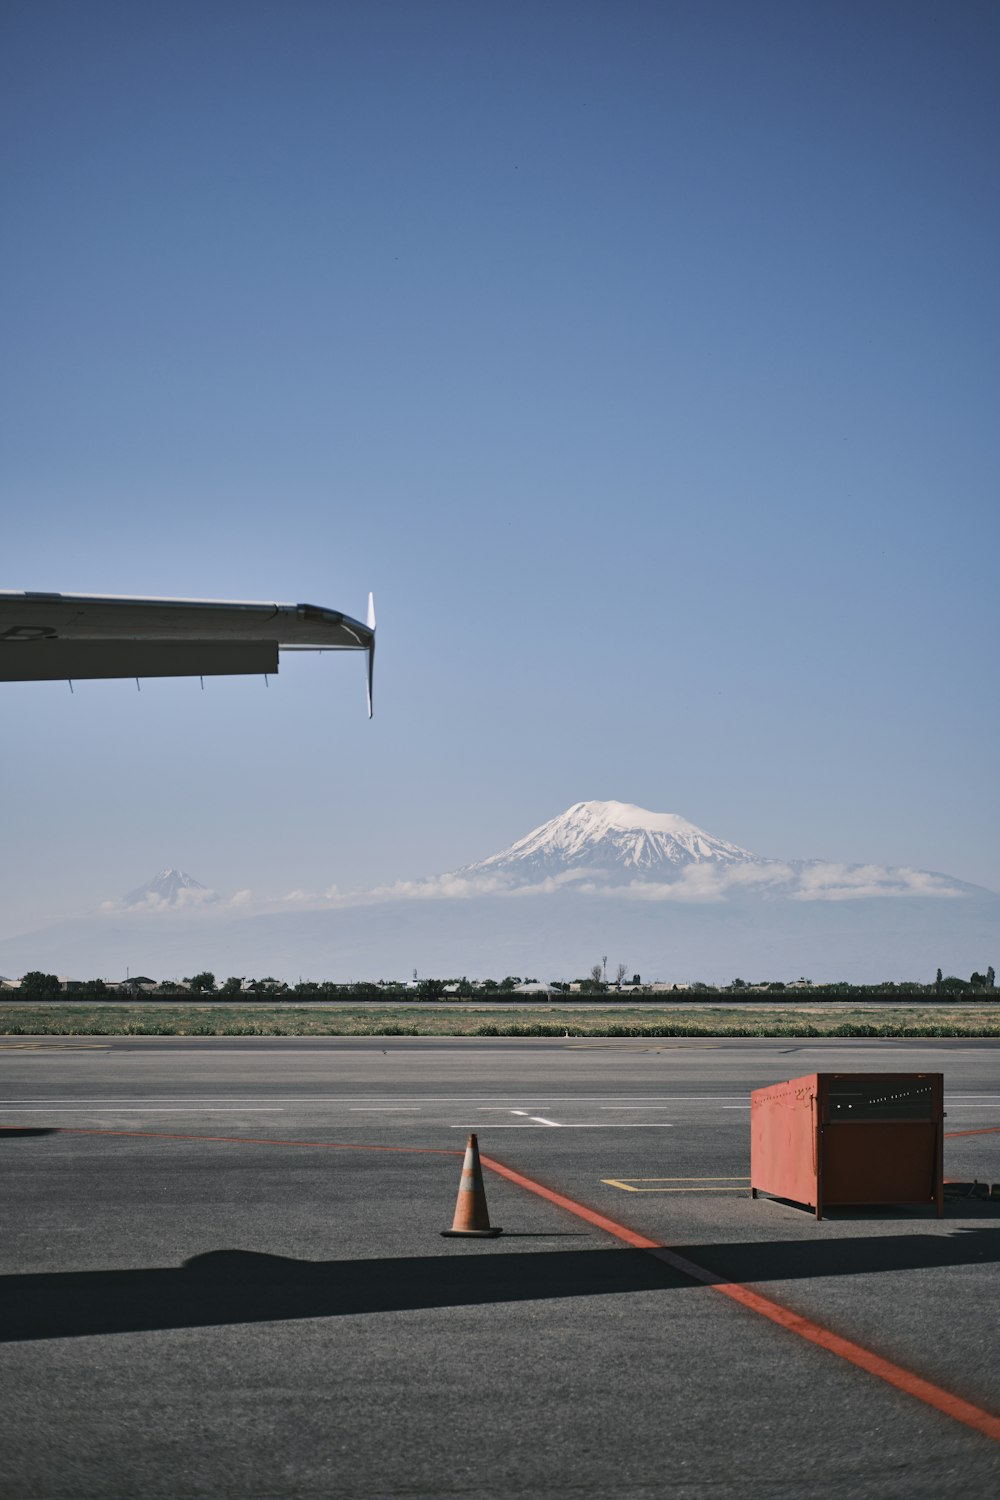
(603, 1176), (751, 1193)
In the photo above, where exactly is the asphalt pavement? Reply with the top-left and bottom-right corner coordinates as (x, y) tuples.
(1, 1035), (998, 1499)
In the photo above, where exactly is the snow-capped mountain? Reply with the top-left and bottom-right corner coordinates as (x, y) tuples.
(462, 800), (768, 882)
(123, 869), (210, 907)
(1, 803), (994, 983)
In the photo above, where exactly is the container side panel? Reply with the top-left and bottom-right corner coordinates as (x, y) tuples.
(751, 1080), (818, 1209)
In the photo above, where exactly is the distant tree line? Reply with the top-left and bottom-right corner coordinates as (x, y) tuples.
(5, 967), (997, 1002)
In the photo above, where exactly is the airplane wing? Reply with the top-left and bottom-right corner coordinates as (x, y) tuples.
(0, 590), (377, 714)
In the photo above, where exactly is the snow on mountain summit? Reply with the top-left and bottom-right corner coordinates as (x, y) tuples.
(462, 800), (763, 881)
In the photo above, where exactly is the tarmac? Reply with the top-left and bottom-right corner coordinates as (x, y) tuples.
(1, 1034), (998, 1498)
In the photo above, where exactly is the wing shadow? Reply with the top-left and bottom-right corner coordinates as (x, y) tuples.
(3, 1226), (1000, 1344)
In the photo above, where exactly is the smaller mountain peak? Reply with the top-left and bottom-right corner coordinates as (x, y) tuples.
(123, 869), (209, 906)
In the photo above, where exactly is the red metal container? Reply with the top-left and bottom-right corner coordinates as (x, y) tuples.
(750, 1072), (943, 1219)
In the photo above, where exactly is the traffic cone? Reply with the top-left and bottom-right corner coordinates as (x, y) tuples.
(441, 1133), (503, 1237)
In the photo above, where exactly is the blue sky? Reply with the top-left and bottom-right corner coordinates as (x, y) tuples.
(2, 0), (998, 937)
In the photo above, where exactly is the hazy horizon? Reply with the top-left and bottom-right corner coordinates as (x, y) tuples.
(1, 797), (996, 986)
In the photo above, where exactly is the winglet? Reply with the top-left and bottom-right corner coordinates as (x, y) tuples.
(366, 593), (376, 717)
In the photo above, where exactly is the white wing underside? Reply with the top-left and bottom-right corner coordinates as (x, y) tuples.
(0, 591), (376, 712)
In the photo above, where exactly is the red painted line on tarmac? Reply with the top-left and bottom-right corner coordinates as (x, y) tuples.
(480, 1154), (661, 1248)
(944, 1126), (1000, 1138)
(479, 1151), (1000, 1448)
(22, 1126), (460, 1157)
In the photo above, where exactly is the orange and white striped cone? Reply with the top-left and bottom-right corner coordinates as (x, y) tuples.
(441, 1132), (503, 1237)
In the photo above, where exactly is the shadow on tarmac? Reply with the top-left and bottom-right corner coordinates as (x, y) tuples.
(2, 1229), (999, 1344)
(0, 1128), (58, 1138)
(0, 1247), (677, 1342)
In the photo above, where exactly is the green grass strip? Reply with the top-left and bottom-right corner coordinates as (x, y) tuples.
(0, 1003), (997, 1038)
